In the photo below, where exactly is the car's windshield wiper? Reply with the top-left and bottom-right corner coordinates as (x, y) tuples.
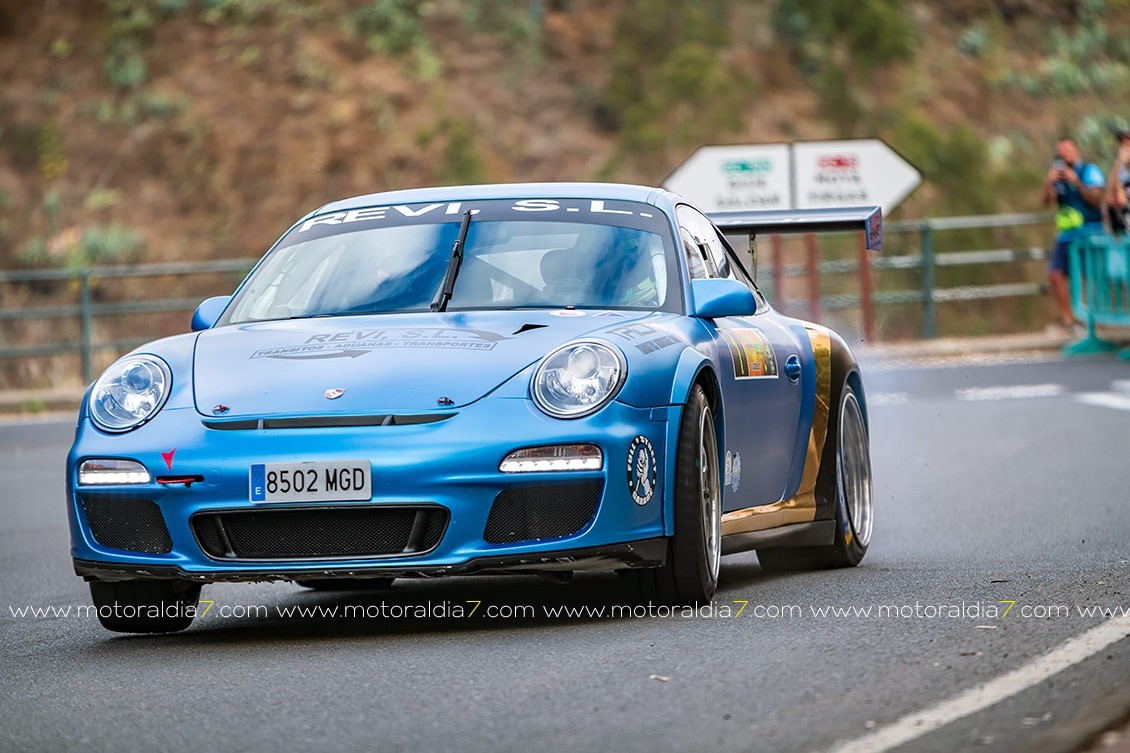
(430, 210), (473, 313)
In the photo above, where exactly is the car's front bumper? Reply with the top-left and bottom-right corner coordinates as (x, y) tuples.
(68, 396), (678, 583)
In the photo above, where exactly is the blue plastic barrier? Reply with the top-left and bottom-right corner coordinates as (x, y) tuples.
(1065, 232), (1130, 358)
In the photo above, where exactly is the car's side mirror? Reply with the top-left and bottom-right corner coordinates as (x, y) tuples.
(689, 279), (756, 319)
(191, 296), (231, 331)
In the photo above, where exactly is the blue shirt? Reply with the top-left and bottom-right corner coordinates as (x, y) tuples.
(1055, 160), (1105, 241)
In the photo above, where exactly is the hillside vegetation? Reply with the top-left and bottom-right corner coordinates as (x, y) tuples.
(2, 0), (1130, 271)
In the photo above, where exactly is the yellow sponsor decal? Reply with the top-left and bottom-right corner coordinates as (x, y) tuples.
(718, 328), (778, 379)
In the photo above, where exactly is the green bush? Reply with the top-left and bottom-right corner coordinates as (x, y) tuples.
(348, 0), (428, 56)
(600, 0), (748, 163)
(460, 0), (539, 42)
(346, 0), (442, 78)
(891, 111), (997, 216)
(84, 189), (122, 211)
(436, 118), (485, 185)
(1003, 0), (1130, 99)
(18, 237), (49, 268)
(773, 0), (914, 72)
(77, 224), (146, 266)
(199, 0), (276, 24)
(104, 51), (147, 89)
(816, 64), (863, 136)
(37, 124), (67, 180)
(957, 25), (989, 58)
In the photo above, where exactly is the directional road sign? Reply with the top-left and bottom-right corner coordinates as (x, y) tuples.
(663, 139), (921, 215)
(792, 139), (921, 215)
(661, 144), (791, 213)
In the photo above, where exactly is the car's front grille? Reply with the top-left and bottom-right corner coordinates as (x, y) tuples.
(192, 505), (448, 560)
(202, 413), (455, 430)
(484, 480), (603, 544)
(81, 495), (173, 554)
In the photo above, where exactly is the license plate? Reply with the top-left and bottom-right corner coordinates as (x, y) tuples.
(249, 460), (371, 503)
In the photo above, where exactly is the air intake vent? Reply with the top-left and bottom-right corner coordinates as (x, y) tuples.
(81, 495), (173, 554)
(484, 480), (603, 544)
(192, 506), (448, 560)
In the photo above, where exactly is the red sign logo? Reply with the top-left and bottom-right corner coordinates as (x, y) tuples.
(818, 154), (859, 170)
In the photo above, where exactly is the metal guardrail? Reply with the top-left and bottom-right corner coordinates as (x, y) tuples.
(757, 211), (1053, 338)
(0, 211), (1058, 385)
(0, 258), (256, 382)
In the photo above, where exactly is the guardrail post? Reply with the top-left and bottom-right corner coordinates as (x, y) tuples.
(770, 234), (783, 311)
(920, 221), (936, 338)
(79, 270), (93, 383)
(805, 233), (820, 321)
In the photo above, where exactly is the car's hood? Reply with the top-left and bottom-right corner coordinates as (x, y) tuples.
(193, 310), (651, 417)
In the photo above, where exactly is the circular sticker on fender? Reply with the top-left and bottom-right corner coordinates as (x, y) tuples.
(626, 435), (657, 506)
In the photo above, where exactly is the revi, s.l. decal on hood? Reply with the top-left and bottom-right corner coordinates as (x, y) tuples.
(192, 310), (653, 417)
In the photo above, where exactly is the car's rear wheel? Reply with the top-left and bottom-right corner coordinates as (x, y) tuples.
(88, 580), (201, 634)
(620, 384), (720, 605)
(295, 578), (395, 591)
(758, 382), (872, 571)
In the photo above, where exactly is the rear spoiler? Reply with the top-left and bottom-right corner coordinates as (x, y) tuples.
(709, 206), (883, 252)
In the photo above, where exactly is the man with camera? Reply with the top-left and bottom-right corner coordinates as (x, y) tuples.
(1106, 129), (1130, 235)
(1041, 136), (1105, 332)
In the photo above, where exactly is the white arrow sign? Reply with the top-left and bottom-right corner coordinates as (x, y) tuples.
(792, 139), (921, 214)
(663, 139), (921, 215)
(662, 144), (791, 213)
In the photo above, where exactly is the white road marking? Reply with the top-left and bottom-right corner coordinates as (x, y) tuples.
(1110, 379), (1130, 395)
(1075, 392), (1130, 412)
(868, 392), (909, 407)
(956, 384), (1064, 401)
(823, 612), (1130, 753)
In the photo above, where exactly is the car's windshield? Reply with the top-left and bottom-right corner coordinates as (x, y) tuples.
(225, 198), (679, 324)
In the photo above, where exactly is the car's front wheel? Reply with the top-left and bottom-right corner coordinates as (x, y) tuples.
(620, 384), (720, 605)
(88, 580), (201, 634)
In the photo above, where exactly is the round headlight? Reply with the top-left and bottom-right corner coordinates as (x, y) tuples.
(532, 341), (625, 418)
(89, 355), (172, 433)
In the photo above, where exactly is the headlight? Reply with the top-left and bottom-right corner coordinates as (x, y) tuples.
(531, 341), (625, 418)
(89, 355), (172, 433)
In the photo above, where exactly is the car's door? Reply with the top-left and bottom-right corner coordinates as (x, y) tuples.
(676, 205), (805, 510)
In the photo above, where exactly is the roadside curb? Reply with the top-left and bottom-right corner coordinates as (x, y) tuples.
(858, 330), (1071, 360)
(0, 389), (84, 418)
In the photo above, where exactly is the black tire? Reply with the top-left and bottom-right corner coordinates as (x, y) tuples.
(758, 382), (872, 571)
(88, 580), (201, 634)
(295, 578), (395, 591)
(621, 384), (721, 605)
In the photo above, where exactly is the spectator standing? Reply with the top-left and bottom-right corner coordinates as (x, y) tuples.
(1041, 136), (1105, 332)
(1105, 129), (1130, 235)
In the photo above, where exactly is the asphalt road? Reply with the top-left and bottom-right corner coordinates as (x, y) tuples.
(1, 354), (1128, 753)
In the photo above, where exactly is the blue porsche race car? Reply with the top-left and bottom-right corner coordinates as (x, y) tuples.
(67, 182), (879, 633)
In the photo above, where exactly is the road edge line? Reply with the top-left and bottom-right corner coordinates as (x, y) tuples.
(822, 612), (1130, 753)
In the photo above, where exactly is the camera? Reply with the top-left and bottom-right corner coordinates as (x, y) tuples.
(1052, 158), (1066, 172)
